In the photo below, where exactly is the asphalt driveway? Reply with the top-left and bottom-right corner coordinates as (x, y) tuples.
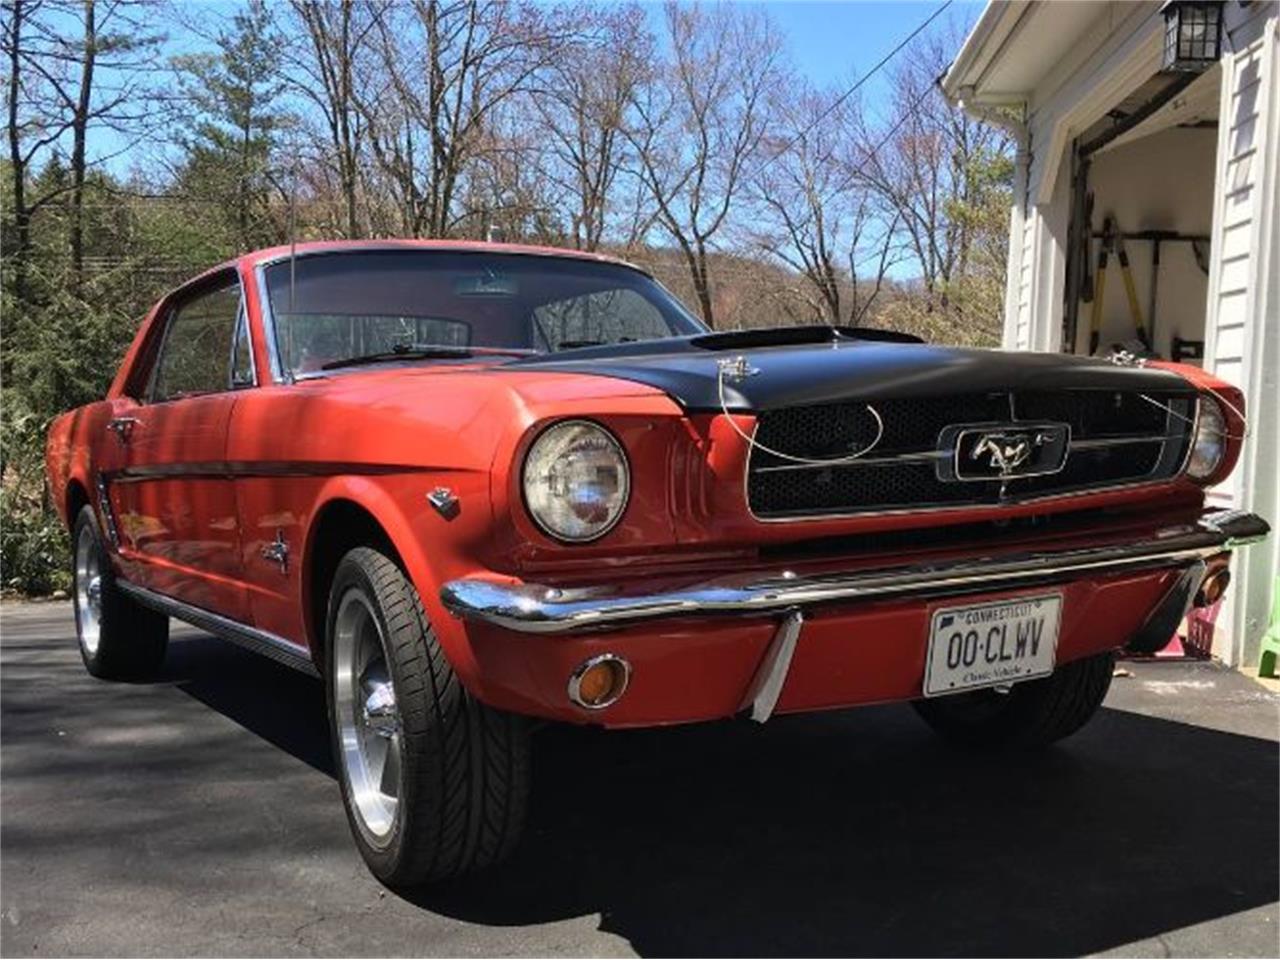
(2, 600), (1277, 958)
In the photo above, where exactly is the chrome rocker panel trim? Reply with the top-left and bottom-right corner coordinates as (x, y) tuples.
(117, 580), (319, 676)
(440, 509), (1269, 634)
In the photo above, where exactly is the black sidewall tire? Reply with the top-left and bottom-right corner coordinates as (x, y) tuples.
(71, 506), (167, 680)
(913, 650), (1116, 749)
(325, 553), (414, 882)
(323, 546), (531, 888)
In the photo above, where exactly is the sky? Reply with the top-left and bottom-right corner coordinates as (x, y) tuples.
(763, 0), (975, 86)
(79, 0), (980, 181)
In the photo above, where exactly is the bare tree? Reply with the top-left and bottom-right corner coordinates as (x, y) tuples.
(750, 81), (902, 325)
(355, 0), (569, 239)
(4, 0), (165, 292)
(530, 3), (649, 251)
(627, 1), (782, 327)
(287, 0), (372, 239)
(851, 32), (1010, 312)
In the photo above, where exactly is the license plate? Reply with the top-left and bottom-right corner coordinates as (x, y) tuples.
(923, 594), (1062, 697)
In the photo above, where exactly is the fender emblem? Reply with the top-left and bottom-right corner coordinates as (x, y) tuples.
(261, 529), (289, 574)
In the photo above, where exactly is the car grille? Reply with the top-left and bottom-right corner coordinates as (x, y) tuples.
(746, 390), (1196, 519)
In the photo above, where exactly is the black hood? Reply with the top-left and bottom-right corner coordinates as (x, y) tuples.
(503, 326), (1194, 411)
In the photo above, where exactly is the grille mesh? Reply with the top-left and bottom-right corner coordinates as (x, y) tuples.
(747, 390), (1194, 518)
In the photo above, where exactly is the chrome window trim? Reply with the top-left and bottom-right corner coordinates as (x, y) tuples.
(251, 247), (708, 383)
(253, 262), (291, 384)
(145, 269), (252, 403)
(228, 302), (258, 390)
(251, 243), (657, 279)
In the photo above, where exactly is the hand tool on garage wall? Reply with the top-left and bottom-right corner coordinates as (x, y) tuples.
(1112, 227), (1151, 352)
(1089, 216), (1152, 356)
(1087, 218), (1113, 355)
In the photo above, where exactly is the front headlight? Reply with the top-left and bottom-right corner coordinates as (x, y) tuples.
(1186, 396), (1227, 481)
(522, 420), (630, 542)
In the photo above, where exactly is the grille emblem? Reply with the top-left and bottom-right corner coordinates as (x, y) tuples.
(971, 433), (1036, 477)
(937, 422), (1071, 483)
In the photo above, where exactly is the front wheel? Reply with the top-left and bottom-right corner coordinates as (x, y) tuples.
(913, 651), (1115, 749)
(326, 547), (530, 887)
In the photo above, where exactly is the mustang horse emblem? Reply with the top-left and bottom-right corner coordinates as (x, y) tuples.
(971, 432), (1036, 477)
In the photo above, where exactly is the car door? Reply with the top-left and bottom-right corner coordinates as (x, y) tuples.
(107, 272), (254, 622)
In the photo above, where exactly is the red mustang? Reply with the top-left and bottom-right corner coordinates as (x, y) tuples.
(46, 241), (1267, 886)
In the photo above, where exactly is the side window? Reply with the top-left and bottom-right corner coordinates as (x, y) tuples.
(230, 310), (254, 388)
(151, 281), (242, 402)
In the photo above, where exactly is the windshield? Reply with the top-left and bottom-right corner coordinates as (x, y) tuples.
(262, 250), (706, 377)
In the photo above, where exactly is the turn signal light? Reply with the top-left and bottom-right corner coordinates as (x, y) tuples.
(1195, 568), (1231, 608)
(568, 654), (630, 709)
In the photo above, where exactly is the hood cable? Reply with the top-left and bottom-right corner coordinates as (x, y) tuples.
(717, 358), (885, 466)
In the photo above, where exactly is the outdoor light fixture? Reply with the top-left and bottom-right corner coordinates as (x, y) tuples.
(1161, 1), (1225, 72)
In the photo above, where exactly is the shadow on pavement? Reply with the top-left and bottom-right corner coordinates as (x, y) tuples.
(101, 632), (1280, 956)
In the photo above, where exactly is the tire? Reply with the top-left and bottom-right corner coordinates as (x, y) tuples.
(325, 546), (529, 887)
(912, 650), (1115, 749)
(71, 505), (169, 680)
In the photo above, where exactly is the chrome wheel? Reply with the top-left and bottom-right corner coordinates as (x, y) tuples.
(334, 590), (403, 846)
(74, 523), (103, 657)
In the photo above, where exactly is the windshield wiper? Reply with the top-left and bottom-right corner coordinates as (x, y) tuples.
(554, 338), (635, 350)
(319, 343), (536, 371)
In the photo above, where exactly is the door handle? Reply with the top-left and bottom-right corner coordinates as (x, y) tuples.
(107, 417), (140, 442)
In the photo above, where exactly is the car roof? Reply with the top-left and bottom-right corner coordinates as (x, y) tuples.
(237, 239), (648, 275)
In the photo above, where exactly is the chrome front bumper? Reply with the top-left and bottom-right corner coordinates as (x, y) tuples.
(440, 509), (1269, 635)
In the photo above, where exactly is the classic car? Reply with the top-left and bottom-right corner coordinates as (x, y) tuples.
(46, 240), (1268, 887)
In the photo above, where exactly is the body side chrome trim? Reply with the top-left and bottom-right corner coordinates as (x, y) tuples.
(440, 509), (1269, 634)
(116, 580), (319, 676)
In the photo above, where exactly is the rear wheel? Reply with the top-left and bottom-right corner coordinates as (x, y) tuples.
(913, 651), (1115, 749)
(72, 505), (168, 680)
(326, 546), (529, 887)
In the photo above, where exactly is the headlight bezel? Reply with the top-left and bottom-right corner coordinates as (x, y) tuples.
(521, 418), (631, 544)
(1185, 394), (1228, 482)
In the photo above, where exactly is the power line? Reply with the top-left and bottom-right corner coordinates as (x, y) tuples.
(826, 77), (940, 206)
(756, 0), (952, 176)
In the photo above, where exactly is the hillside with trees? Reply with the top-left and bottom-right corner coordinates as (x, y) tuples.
(2, 0), (1012, 593)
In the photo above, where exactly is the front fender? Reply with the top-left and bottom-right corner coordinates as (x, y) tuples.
(304, 471), (495, 698)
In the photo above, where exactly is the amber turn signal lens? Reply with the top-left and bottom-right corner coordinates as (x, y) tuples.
(1195, 568), (1231, 608)
(568, 654), (630, 709)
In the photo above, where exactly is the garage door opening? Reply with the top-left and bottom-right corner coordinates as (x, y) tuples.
(1062, 64), (1222, 365)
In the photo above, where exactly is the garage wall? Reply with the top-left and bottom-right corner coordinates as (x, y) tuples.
(1204, 7), (1280, 667)
(1073, 125), (1217, 357)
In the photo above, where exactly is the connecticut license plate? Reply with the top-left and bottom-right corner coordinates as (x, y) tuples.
(923, 594), (1062, 697)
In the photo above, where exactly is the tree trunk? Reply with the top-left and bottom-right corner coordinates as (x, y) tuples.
(70, 0), (97, 287)
(6, 0), (29, 307)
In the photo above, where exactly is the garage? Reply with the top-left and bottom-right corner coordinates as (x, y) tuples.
(945, 0), (1279, 669)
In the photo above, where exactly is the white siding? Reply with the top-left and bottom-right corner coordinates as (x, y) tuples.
(1010, 206), (1037, 350)
(1203, 9), (1280, 664)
